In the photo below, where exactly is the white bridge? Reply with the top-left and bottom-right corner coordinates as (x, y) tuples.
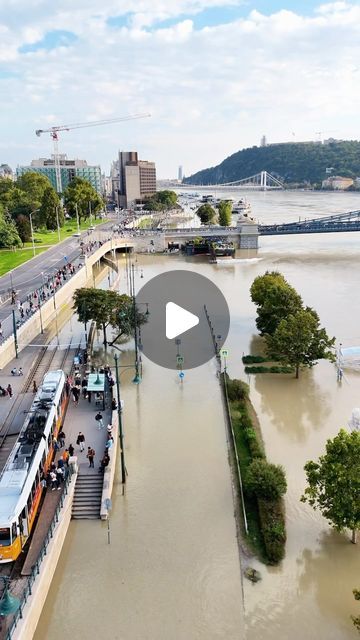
(178, 171), (284, 191)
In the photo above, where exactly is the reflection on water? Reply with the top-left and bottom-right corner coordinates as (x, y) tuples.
(35, 192), (360, 640)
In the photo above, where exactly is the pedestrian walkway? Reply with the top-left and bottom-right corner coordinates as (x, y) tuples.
(63, 377), (112, 519)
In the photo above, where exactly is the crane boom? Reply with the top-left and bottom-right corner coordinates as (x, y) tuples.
(35, 112), (151, 193)
(35, 113), (151, 136)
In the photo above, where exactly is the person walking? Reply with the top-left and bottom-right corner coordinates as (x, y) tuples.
(76, 432), (85, 452)
(62, 449), (70, 466)
(56, 467), (64, 488)
(6, 384), (13, 398)
(72, 386), (80, 405)
(50, 470), (57, 490)
(68, 443), (74, 457)
(95, 412), (104, 430)
(33, 380), (38, 393)
(86, 447), (95, 468)
(58, 430), (66, 448)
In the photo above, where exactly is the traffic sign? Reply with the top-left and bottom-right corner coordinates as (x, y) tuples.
(179, 371), (185, 379)
(220, 349), (229, 358)
(176, 355), (184, 364)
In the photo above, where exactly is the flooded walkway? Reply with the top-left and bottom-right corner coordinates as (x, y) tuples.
(34, 351), (244, 640)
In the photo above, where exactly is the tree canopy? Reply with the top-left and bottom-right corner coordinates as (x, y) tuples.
(218, 200), (232, 226)
(0, 172), (64, 236)
(0, 204), (21, 248)
(73, 288), (147, 346)
(184, 140), (360, 187)
(196, 203), (216, 225)
(143, 190), (178, 211)
(250, 271), (303, 336)
(64, 177), (103, 221)
(301, 429), (360, 543)
(266, 308), (335, 378)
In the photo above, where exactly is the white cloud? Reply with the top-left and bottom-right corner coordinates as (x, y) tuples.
(0, 1), (359, 177)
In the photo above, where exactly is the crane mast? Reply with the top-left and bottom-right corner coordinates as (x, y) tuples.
(35, 113), (151, 193)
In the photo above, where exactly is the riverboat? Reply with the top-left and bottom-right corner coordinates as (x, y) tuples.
(232, 198), (251, 218)
(0, 370), (67, 563)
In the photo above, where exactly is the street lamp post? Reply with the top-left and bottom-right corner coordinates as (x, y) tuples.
(29, 211), (36, 257)
(114, 353), (126, 484)
(130, 264), (141, 383)
(55, 205), (61, 243)
(75, 203), (80, 235)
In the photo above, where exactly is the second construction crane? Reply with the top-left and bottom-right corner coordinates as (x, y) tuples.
(35, 113), (151, 193)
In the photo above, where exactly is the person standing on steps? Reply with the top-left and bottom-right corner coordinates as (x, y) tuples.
(76, 432), (85, 452)
(87, 447), (95, 468)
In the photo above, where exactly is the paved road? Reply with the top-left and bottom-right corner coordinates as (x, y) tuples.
(0, 221), (117, 342)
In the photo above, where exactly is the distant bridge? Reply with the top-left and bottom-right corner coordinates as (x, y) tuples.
(259, 210), (360, 235)
(178, 171), (284, 191)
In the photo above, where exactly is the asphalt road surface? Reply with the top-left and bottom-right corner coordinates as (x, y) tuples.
(0, 220), (116, 341)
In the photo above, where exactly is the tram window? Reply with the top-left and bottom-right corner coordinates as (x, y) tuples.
(27, 495), (32, 512)
(42, 451), (46, 466)
(31, 481), (36, 499)
(12, 523), (17, 539)
(47, 433), (52, 447)
(52, 417), (56, 434)
(0, 528), (11, 546)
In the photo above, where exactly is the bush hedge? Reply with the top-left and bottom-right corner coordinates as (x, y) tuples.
(244, 365), (294, 374)
(242, 355), (268, 364)
(245, 459), (287, 501)
(258, 498), (286, 563)
(226, 375), (287, 564)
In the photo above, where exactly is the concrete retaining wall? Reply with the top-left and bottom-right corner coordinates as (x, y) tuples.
(12, 470), (78, 640)
(100, 409), (119, 520)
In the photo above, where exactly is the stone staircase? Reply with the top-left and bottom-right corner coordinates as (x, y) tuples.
(72, 473), (103, 520)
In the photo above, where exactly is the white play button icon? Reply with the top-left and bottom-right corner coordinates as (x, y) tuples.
(166, 302), (199, 340)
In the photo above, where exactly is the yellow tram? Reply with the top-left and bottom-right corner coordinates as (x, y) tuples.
(0, 370), (67, 563)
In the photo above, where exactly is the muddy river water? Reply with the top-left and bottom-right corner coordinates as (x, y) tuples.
(35, 191), (360, 639)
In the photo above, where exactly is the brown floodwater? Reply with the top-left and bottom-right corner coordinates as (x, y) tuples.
(35, 191), (360, 639)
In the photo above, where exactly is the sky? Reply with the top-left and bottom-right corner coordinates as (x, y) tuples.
(0, 0), (359, 178)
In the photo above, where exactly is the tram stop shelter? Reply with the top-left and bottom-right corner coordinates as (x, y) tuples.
(87, 372), (106, 410)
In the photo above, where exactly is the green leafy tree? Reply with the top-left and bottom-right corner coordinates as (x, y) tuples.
(39, 187), (63, 230)
(266, 308), (335, 378)
(251, 271), (303, 336)
(196, 203), (216, 225)
(0, 205), (21, 248)
(301, 429), (360, 544)
(143, 190), (178, 211)
(352, 589), (360, 632)
(16, 172), (52, 202)
(73, 288), (146, 346)
(246, 459), (287, 500)
(218, 200), (232, 226)
(15, 214), (31, 243)
(64, 177), (103, 221)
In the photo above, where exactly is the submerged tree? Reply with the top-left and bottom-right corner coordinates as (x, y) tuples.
(266, 308), (335, 378)
(196, 203), (216, 225)
(250, 271), (303, 336)
(301, 429), (360, 544)
(218, 200), (232, 226)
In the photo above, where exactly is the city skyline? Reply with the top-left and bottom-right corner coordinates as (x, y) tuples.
(0, 1), (359, 178)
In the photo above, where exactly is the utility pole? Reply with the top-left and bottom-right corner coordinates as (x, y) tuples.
(75, 203), (80, 234)
(114, 354), (126, 484)
(130, 264), (141, 383)
(56, 205), (61, 242)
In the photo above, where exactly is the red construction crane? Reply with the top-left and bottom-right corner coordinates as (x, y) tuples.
(35, 113), (151, 193)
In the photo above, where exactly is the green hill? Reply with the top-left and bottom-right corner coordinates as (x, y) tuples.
(184, 140), (360, 186)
